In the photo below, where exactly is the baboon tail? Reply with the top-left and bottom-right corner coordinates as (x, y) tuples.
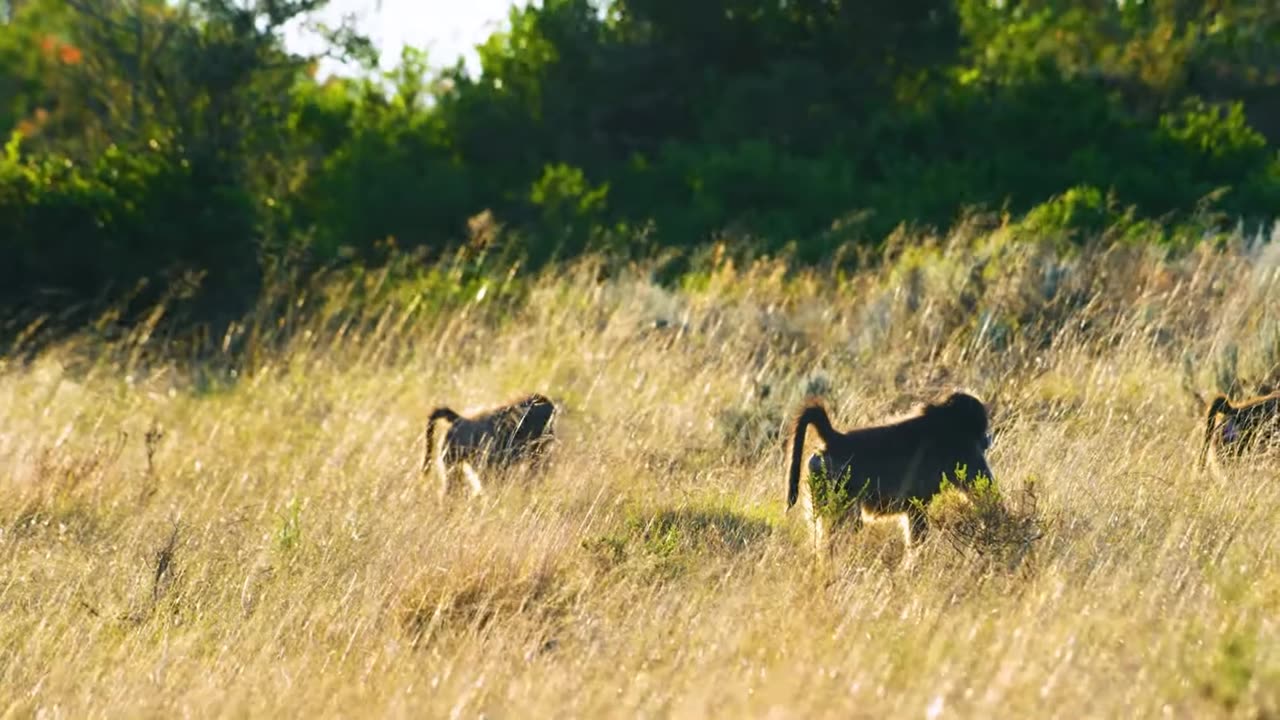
(422, 407), (460, 474)
(422, 421), (437, 474)
(1200, 395), (1230, 470)
(788, 400), (836, 509)
(429, 406), (461, 423)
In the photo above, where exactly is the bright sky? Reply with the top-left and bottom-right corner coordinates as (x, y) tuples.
(287, 0), (522, 78)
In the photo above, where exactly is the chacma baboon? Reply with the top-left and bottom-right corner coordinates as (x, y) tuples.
(423, 394), (558, 498)
(786, 390), (995, 547)
(1199, 391), (1280, 472)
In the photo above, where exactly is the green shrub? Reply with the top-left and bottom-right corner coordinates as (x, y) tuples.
(0, 133), (259, 320)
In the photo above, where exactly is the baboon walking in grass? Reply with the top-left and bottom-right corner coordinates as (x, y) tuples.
(1199, 391), (1280, 476)
(423, 394), (558, 498)
(787, 390), (995, 549)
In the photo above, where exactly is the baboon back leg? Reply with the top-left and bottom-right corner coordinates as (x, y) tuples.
(461, 461), (485, 497)
(434, 455), (448, 497)
(904, 505), (930, 546)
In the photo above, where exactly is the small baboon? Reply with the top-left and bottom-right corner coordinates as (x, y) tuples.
(423, 394), (558, 498)
(786, 390), (995, 547)
(1199, 391), (1280, 472)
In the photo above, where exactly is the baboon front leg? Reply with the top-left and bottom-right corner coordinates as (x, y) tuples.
(526, 440), (554, 473)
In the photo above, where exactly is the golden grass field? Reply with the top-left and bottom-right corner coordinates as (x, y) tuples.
(4, 224), (1280, 718)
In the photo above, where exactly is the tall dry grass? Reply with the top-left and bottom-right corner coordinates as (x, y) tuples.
(4, 222), (1280, 718)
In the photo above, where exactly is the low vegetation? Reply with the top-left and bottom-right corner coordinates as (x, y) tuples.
(4, 218), (1280, 716)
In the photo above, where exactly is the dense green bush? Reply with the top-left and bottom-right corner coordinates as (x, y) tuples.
(0, 0), (1277, 329)
(0, 134), (259, 317)
(291, 51), (477, 264)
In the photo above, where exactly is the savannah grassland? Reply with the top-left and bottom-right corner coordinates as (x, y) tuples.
(5, 224), (1280, 719)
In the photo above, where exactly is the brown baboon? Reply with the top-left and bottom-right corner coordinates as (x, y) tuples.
(786, 390), (995, 548)
(423, 394), (558, 498)
(1199, 391), (1280, 473)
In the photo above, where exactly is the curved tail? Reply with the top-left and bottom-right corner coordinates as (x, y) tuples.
(1199, 395), (1231, 470)
(423, 407), (461, 474)
(788, 400), (838, 509)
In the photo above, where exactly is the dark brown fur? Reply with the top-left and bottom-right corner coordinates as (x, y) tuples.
(1199, 391), (1280, 472)
(423, 394), (558, 497)
(786, 391), (995, 546)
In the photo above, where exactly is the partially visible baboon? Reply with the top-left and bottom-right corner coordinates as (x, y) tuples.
(786, 390), (995, 548)
(1199, 391), (1280, 473)
(423, 394), (558, 498)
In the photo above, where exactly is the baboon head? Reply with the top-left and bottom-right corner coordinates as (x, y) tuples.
(921, 391), (992, 451)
